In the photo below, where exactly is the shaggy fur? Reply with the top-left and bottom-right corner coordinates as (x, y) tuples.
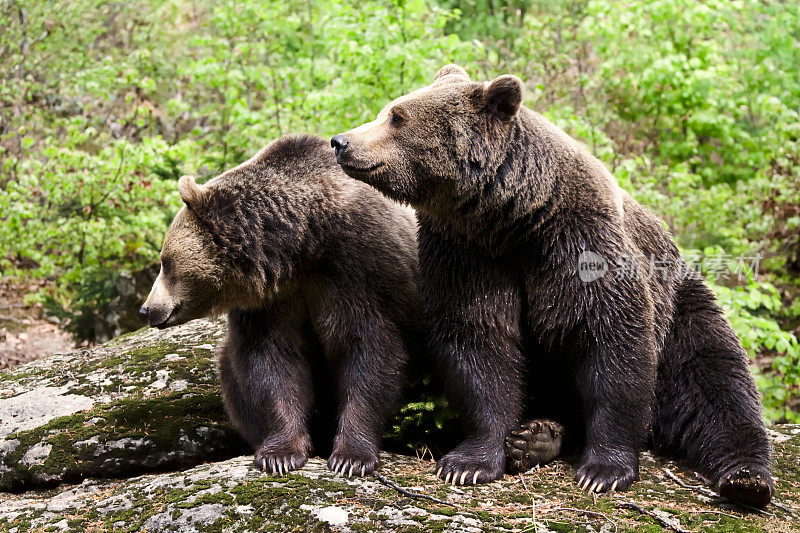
(331, 65), (773, 506)
(141, 135), (420, 477)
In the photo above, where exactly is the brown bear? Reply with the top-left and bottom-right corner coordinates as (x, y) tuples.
(330, 65), (774, 506)
(140, 135), (421, 477)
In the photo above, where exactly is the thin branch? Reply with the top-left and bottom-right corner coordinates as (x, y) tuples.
(618, 501), (692, 533)
(372, 471), (457, 508)
(690, 509), (743, 519)
(516, 474), (540, 531)
(269, 66), (282, 136)
(769, 499), (798, 519)
(544, 507), (618, 533)
(87, 145), (127, 213)
(664, 468), (718, 499)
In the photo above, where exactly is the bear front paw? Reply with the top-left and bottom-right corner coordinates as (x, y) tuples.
(505, 418), (564, 474)
(718, 465), (773, 508)
(328, 450), (379, 477)
(436, 442), (505, 486)
(254, 446), (309, 476)
(575, 452), (639, 493)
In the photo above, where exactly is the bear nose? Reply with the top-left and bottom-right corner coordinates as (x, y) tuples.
(139, 306), (149, 319)
(330, 135), (350, 161)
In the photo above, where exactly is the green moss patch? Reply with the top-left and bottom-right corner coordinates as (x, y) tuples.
(0, 389), (246, 491)
(0, 319), (241, 491)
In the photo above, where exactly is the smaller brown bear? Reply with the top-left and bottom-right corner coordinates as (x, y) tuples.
(140, 135), (421, 477)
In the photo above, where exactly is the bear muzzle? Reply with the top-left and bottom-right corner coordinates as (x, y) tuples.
(331, 135), (385, 175)
(330, 135), (350, 162)
(139, 303), (181, 329)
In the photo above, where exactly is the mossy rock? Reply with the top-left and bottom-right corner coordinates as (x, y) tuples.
(0, 318), (247, 491)
(1, 319), (799, 531)
(0, 315), (452, 492)
(1, 428), (799, 532)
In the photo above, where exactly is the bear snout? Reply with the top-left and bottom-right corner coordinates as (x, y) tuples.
(140, 303), (179, 329)
(330, 134), (350, 161)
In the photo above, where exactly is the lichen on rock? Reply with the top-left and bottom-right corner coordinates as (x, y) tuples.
(1, 434), (800, 532)
(0, 318), (247, 491)
(1, 319), (799, 531)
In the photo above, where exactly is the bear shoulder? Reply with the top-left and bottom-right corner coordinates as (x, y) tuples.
(254, 134), (335, 169)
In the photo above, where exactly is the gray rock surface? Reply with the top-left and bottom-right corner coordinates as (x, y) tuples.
(1, 435), (800, 532)
(1, 319), (799, 531)
(0, 386), (94, 438)
(0, 318), (246, 491)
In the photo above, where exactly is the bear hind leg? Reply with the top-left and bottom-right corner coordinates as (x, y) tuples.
(653, 277), (773, 507)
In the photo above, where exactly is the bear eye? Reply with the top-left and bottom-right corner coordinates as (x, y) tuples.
(161, 257), (172, 277)
(389, 111), (405, 126)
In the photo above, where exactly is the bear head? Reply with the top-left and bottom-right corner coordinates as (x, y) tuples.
(140, 175), (256, 328)
(331, 64), (524, 208)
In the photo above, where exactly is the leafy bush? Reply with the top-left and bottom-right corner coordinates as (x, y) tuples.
(1, 0), (472, 340)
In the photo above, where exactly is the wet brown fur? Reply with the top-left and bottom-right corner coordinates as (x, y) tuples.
(145, 135), (420, 477)
(332, 65), (773, 506)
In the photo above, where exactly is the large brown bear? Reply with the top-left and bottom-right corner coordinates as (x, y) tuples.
(140, 135), (420, 477)
(331, 65), (774, 506)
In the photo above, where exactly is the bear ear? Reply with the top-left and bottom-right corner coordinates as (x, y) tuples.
(178, 175), (210, 213)
(485, 75), (524, 119)
(434, 64), (470, 83)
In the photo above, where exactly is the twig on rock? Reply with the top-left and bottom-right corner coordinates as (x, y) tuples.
(618, 501), (692, 533)
(517, 474), (541, 531)
(518, 473), (529, 493)
(769, 499), (798, 518)
(372, 471), (457, 508)
(547, 507), (618, 533)
(664, 468), (718, 498)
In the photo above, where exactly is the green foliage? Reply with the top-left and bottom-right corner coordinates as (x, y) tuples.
(0, 0), (472, 339)
(2, 0), (799, 419)
(580, 0), (800, 421)
(585, 0), (800, 184)
(174, 0), (471, 170)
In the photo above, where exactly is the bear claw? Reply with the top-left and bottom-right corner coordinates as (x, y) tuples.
(718, 466), (773, 508)
(575, 455), (638, 494)
(327, 451), (379, 477)
(436, 443), (504, 486)
(437, 462), (496, 485)
(254, 448), (308, 476)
